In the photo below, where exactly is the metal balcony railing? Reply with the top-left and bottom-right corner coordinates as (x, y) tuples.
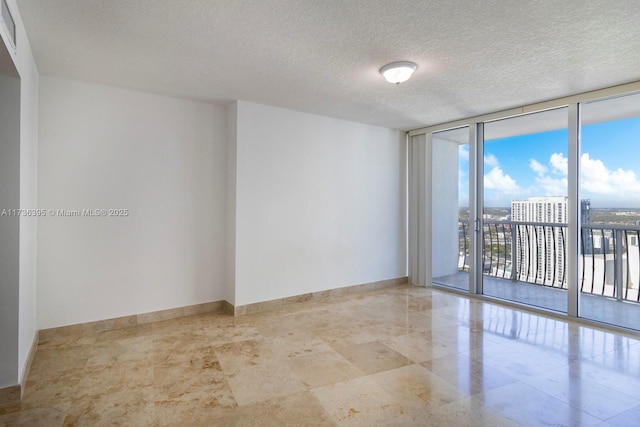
(458, 220), (640, 303)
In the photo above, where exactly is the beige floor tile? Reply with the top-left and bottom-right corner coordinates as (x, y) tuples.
(64, 386), (155, 426)
(0, 402), (22, 416)
(153, 348), (229, 400)
(370, 364), (468, 410)
(422, 396), (522, 427)
(21, 368), (85, 406)
(346, 312), (417, 344)
(213, 338), (276, 374)
(153, 398), (238, 427)
(205, 323), (262, 346)
(74, 359), (154, 400)
(153, 370), (238, 424)
(85, 335), (154, 366)
(254, 317), (308, 338)
(28, 346), (90, 379)
(309, 315), (386, 347)
(421, 351), (517, 395)
(311, 375), (407, 425)
(383, 331), (447, 363)
(343, 302), (409, 323)
(406, 294), (436, 311)
(212, 391), (336, 427)
(225, 360), (307, 406)
(151, 331), (213, 365)
(286, 349), (365, 388)
(334, 340), (412, 375)
(0, 403), (69, 427)
(423, 321), (493, 354)
(10, 285), (640, 426)
(405, 309), (462, 333)
(266, 329), (335, 359)
(152, 357), (238, 425)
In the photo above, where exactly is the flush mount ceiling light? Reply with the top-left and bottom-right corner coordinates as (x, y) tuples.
(380, 61), (418, 84)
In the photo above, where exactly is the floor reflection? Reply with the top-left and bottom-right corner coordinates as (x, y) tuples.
(1, 284), (639, 426)
(455, 297), (640, 426)
(435, 271), (640, 330)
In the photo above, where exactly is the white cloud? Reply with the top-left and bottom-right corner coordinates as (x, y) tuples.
(529, 159), (547, 176)
(528, 152), (640, 202)
(550, 152), (567, 175)
(581, 153), (640, 195)
(469, 149), (640, 206)
(531, 153), (567, 196)
(484, 166), (520, 193)
(535, 175), (567, 196)
(484, 153), (499, 167)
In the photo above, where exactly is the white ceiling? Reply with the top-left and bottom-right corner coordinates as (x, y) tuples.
(16, 0), (640, 130)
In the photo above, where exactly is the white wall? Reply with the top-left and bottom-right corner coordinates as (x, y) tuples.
(234, 101), (406, 306)
(0, 0), (40, 388)
(16, 30), (39, 389)
(0, 72), (21, 388)
(225, 102), (237, 304)
(37, 77), (227, 329)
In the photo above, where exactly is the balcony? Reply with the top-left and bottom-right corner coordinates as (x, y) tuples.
(433, 220), (640, 330)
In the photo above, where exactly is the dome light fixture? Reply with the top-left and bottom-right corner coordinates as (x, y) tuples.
(380, 61), (418, 84)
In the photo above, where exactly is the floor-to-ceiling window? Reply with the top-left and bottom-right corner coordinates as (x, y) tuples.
(482, 108), (569, 313)
(410, 83), (640, 331)
(579, 92), (640, 330)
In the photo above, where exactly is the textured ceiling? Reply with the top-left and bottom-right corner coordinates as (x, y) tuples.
(17, 0), (640, 130)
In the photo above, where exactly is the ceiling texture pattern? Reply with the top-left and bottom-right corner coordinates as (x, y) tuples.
(17, 0), (640, 130)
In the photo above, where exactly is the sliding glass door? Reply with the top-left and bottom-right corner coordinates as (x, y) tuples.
(419, 86), (640, 331)
(579, 93), (640, 330)
(481, 108), (569, 312)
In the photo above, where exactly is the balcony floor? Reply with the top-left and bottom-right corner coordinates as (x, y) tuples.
(434, 272), (640, 331)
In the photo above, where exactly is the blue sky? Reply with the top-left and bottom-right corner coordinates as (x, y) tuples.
(459, 117), (640, 207)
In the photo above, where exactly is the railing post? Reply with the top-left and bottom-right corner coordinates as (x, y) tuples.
(615, 229), (624, 302)
(511, 223), (517, 282)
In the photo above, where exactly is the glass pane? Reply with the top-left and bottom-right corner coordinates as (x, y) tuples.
(482, 108), (569, 313)
(579, 92), (640, 330)
(432, 126), (470, 292)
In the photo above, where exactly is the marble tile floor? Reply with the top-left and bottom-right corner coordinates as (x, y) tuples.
(2, 284), (640, 426)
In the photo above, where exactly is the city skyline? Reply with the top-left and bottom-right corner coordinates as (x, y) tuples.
(458, 117), (640, 208)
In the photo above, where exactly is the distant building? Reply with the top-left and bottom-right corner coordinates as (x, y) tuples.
(510, 197), (594, 284)
(512, 196), (568, 224)
(581, 199), (591, 224)
(581, 199), (602, 255)
(511, 197), (567, 284)
(580, 200), (613, 255)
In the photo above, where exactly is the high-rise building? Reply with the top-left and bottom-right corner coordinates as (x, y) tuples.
(511, 197), (593, 285)
(512, 196), (568, 224)
(581, 199), (591, 224)
(511, 197), (568, 285)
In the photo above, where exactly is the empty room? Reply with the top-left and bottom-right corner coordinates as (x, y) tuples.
(1, 0), (639, 426)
